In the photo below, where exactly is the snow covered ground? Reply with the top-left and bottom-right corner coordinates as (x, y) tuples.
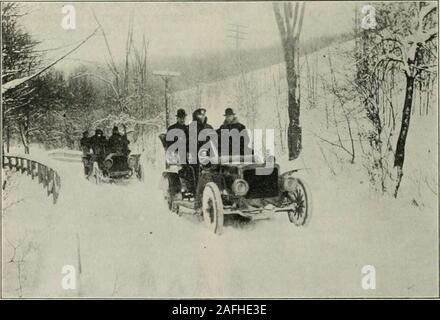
(2, 137), (438, 297)
(2, 40), (438, 298)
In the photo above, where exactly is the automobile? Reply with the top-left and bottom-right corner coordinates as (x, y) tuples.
(159, 134), (311, 234)
(84, 152), (143, 184)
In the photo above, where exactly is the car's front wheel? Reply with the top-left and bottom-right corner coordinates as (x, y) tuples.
(287, 177), (311, 226)
(202, 182), (224, 234)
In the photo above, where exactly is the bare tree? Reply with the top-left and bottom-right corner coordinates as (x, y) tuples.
(273, 1), (305, 160)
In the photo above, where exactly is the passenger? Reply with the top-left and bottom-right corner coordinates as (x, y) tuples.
(80, 131), (91, 155)
(121, 133), (130, 156)
(108, 126), (124, 154)
(217, 107), (251, 158)
(166, 109), (188, 149)
(166, 109), (191, 195)
(80, 131), (91, 175)
(90, 129), (107, 157)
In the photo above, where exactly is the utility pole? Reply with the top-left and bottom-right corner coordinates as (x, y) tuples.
(153, 70), (180, 128)
(227, 23), (248, 50)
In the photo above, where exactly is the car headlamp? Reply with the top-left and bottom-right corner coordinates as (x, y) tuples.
(283, 176), (297, 192)
(232, 179), (249, 196)
(128, 156), (137, 168)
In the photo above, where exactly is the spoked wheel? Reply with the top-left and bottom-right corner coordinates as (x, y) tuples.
(286, 178), (311, 226)
(161, 175), (180, 214)
(136, 165), (144, 182)
(161, 175), (173, 211)
(202, 182), (224, 234)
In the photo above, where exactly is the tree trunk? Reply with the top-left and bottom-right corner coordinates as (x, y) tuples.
(19, 124), (30, 154)
(393, 75), (415, 197)
(285, 39), (302, 160)
(6, 126), (10, 153)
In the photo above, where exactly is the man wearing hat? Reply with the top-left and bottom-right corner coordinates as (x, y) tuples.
(218, 107), (250, 157)
(80, 130), (91, 175)
(90, 128), (108, 156)
(108, 126), (125, 154)
(166, 108), (188, 149)
(80, 130), (91, 155)
(188, 107), (215, 159)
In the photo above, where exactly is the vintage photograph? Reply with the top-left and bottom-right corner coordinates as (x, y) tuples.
(1, 1), (438, 298)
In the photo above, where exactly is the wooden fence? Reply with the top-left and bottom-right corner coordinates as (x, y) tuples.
(2, 155), (61, 204)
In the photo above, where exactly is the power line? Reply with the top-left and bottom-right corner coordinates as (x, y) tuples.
(227, 23), (249, 50)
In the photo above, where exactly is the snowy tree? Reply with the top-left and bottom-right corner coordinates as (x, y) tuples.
(365, 2), (437, 196)
(2, 3), (40, 153)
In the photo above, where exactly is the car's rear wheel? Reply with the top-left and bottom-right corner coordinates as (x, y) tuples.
(287, 177), (311, 226)
(161, 175), (173, 211)
(136, 164), (144, 182)
(202, 182), (224, 234)
(161, 175), (180, 214)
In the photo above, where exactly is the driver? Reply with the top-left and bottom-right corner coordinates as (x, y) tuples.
(90, 129), (108, 162)
(217, 107), (251, 158)
(188, 108), (216, 213)
(108, 126), (123, 154)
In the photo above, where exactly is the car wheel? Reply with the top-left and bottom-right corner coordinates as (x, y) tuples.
(161, 175), (173, 211)
(136, 164), (144, 182)
(287, 177), (311, 226)
(202, 182), (224, 234)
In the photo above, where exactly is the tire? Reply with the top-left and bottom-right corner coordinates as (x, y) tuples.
(287, 177), (311, 226)
(136, 164), (144, 182)
(161, 175), (173, 211)
(202, 182), (224, 234)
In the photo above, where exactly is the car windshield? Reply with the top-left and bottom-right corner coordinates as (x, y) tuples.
(214, 154), (265, 164)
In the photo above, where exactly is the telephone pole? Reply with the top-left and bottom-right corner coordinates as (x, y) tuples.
(153, 70), (180, 128)
(227, 23), (248, 50)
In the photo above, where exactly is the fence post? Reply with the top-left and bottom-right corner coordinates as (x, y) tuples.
(21, 158), (27, 174)
(53, 172), (59, 204)
(47, 169), (53, 196)
(26, 159), (31, 175)
(31, 161), (36, 180)
(43, 166), (48, 188)
(38, 163), (43, 184)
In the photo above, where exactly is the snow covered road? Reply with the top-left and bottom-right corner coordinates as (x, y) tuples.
(2, 158), (438, 298)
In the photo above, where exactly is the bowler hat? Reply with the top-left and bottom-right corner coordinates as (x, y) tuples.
(224, 108), (235, 116)
(176, 109), (187, 118)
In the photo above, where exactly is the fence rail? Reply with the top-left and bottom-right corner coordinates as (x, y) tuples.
(2, 155), (61, 204)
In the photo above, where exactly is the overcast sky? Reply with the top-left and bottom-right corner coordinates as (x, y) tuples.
(19, 2), (356, 69)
